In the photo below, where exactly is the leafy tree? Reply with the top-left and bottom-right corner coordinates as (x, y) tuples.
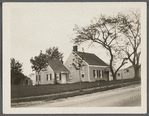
(30, 51), (48, 85)
(30, 47), (63, 84)
(11, 58), (23, 73)
(72, 15), (127, 81)
(45, 47), (63, 84)
(117, 11), (141, 79)
(10, 58), (23, 85)
(46, 47), (63, 62)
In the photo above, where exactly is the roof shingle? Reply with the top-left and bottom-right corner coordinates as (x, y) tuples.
(48, 60), (69, 73)
(75, 51), (108, 66)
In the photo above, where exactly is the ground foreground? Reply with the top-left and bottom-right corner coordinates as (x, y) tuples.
(12, 84), (141, 107)
(11, 79), (137, 99)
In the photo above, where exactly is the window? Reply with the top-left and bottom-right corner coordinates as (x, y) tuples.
(50, 74), (52, 80)
(117, 73), (120, 76)
(47, 74), (52, 81)
(93, 70), (97, 78)
(82, 74), (84, 78)
(82, 72), (84, 78)
(126, 69), (129, 73)
(56, 73), (60, 80)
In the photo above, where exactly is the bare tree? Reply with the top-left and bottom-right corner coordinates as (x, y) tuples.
(72, 15), (127, 81)
(117, 11), (141, 79)
(72, 49), (85, 92)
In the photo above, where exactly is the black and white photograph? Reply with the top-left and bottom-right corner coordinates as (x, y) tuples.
(3, 2), (147, 114)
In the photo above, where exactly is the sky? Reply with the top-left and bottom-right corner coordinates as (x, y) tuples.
(4, 3), (143, 76)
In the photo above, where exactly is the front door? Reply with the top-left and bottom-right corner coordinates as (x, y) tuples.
(61, 73), (67, 84)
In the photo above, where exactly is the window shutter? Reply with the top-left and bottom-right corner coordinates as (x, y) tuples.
(39, 75), (41, 81)
(97, 70), (99, 77)
(60, 73), (61, 80)
(47, 74), (48, 81)
(99, 70), (101, 78)
(93, 70), (95, 77)
(50, 74), (52, 80)
(55, 73), (56, 80)
(36, 75), (38, 81)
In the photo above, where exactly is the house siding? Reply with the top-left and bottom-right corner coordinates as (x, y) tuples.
(116, 67), (135, 80)
(29, 74), (36, 85)
(81, 64), (89, 82)
(109, 66), (141, 81)
(65, 53), (80, 83)
(64, 52), (89, 83)
(35, 65), (69, 85)
(35, 66), (55, 85)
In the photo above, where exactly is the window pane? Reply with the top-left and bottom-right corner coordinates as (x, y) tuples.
(82, 74), (84, 78)
(56, 74), (59, 80)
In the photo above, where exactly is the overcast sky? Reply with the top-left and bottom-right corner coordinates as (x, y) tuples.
(4, 3), (143, 76)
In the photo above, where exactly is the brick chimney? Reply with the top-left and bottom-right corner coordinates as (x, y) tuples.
(73, 45), (78, 52)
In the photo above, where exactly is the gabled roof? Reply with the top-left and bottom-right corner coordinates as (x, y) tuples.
(48, 60), (69, 73)
(74, 51), (108, 66)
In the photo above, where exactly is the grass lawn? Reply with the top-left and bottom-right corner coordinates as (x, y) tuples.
(11, 78), (138, 99)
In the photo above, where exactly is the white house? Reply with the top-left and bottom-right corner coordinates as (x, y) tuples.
(29, 73), (36, 85)
(35, 60), (70, 85)
(64, 46), (110, 83)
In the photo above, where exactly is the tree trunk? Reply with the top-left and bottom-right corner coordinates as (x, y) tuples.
(113, 74), (117, 81)
(133, 65), (140, 80)
(109, 48), (117, 81)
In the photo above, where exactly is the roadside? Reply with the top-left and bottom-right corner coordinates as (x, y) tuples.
(11, 80), (140, 107)
(23, 84), (141, 107)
